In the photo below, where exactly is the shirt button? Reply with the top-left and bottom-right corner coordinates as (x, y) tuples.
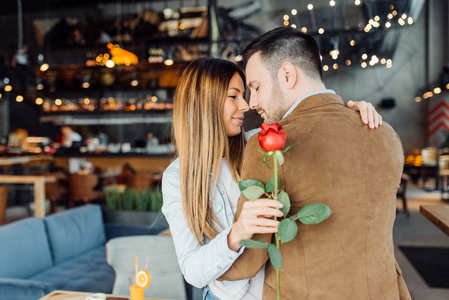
(217, 266), (222, 270)
(228, 256), (233, 260)
(220, 191), (224, 195)
(227, 212), (231, 216)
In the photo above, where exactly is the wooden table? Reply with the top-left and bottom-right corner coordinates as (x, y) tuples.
(420, 205), (449, 237)
(0, 175), (56, 218)
(39, 290), (165, 300)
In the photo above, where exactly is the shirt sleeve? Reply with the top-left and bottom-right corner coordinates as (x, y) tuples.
(161, 165), (244, 288)
(219, 136), (272, 281)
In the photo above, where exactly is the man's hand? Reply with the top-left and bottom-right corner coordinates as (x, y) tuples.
(227, 199), (283, 252)
(346, 100), (382, 129)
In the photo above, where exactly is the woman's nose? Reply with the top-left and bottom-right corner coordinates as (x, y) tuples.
(240, 99), (250, 112)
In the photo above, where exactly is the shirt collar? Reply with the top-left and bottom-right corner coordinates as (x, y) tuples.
(282, 89), (336, 119)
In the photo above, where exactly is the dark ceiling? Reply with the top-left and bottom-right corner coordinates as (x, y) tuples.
(0, 0), (426, 101)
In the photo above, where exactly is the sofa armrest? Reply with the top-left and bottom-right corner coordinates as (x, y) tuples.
(0, 277), (56, 300)
(104, 223), (166, 240)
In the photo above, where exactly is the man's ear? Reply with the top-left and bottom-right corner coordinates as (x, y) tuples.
(279, 62), (297, 89)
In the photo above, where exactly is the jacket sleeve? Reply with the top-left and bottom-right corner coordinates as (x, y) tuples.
(219, 136), (273, 281)
(161, 165), (244, 288)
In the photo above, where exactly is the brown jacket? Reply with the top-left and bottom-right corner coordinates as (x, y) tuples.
(221, 94), (411, 300)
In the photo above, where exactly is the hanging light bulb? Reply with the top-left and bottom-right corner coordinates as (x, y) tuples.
(35, 97), (43, 105)
(329, 37), (339, 60)
(164, 49), (174, 66)
(16, 95), (24, 102)
(434, 87), (442, 94)
(130, 73), (139, 86)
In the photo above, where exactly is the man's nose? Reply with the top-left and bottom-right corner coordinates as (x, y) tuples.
(249, 94), (258, 110)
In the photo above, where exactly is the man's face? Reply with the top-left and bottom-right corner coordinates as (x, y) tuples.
(246, 52), (287, 124)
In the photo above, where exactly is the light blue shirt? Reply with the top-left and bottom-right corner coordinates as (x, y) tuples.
(162, 158), (250, 299)
(244, 89), (336, 139)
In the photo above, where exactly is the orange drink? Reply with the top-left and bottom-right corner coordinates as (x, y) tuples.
(129, 284), (144, 300)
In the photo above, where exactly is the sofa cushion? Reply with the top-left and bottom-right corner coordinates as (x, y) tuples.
(0, 218), (52, 279)
(29, 246), (114, 293)
(44, 205), (106, 264)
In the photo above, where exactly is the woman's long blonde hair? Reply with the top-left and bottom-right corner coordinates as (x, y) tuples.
(173, 58), (246, 244)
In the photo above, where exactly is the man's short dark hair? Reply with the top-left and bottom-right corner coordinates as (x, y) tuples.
(242, 27), (323, 81)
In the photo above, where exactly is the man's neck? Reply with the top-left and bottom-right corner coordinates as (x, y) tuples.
(285, 80), (327, 109)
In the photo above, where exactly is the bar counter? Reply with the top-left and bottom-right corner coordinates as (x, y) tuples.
(53, 152), (175, 174)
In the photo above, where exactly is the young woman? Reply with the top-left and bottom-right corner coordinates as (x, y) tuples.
(162, 57), (381, 300)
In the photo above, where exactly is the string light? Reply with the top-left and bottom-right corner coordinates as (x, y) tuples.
(323, 65), (329, 71)
(385, 22), (391, 28)
(415, 97), (421, 102)
(40, 63), (49, 72)
(362, 53), (368, 60)
(291, 24), (297, 28)
(333, 63), (338, 69)
(307, 4), (314, 10)
(84, 98), (90, 104)
(4, 85), (12, 92)
(329, 0), (336, 7)
(407, 17), (414, 25)
(361, 62), (367, 68)
(374, 16), (380, 21)
(401, 14), (407, 19)
(434, 87), (442, 94)
(283, 15), (289, 21)
(423, 91), (433, 99)
(291, 9), (297, 15)
(55, 99), (62, 106)
(284, 20), (289, 26)
(355, 0), (361, 6)
(301, 27), (307, 33)
(381, 58), (387, 64)
(350, 40), (355, 46)
(35, 98), (43, 105)
(16, 95), (24, 102)
(346, 60), (351, 66)
(318, 28), (324, 34)
(446, 83), (449, 90)
(388, 13), (393, 19)
(392, 10), (398, 16)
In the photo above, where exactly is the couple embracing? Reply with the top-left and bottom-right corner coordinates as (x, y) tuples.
(162, 27), (411, 300)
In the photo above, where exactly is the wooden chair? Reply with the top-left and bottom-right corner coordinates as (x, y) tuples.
(0, 186), (8, 225)
(125, 173), (156, 191)
(396, 174), (410, 218)
(68, 173), (103, 208)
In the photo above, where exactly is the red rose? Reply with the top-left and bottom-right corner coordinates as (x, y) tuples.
(258, 123), (287, 152)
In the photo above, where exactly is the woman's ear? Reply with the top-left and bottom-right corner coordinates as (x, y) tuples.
(279, 62), (297, 89)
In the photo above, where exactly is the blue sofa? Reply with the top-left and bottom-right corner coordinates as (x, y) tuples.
(0, 205), (165, 300)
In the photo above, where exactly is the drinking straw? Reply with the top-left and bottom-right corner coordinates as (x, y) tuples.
(144, 257), (149, 270)
(135, 256), (138, 283)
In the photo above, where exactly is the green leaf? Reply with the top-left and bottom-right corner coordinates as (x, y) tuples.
(267, 244), (282, 271)
(278, 218), (298, 243)
(238, 179), (265, 192)
(282, 142), (297, 153)
(263, 153), (271, 169)
(277, 190), (291, 217)
(275, 150), (285, 165)
(240, 239), (268, 249)
(293, 203), (332, 224)
(242, 186), (265, 200)
(266, 173), (280, 193)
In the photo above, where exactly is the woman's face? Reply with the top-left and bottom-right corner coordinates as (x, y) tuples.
(223, 73), (249, 137)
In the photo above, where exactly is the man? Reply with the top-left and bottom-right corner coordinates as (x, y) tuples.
(221, 27), (411, 299)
